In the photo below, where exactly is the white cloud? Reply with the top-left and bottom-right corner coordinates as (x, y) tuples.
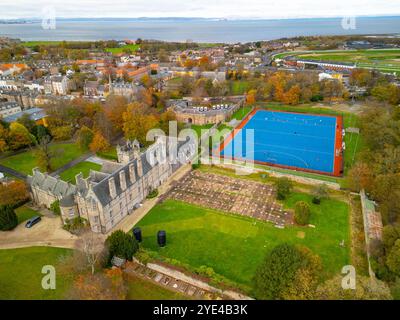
(1, 0), (400, 19)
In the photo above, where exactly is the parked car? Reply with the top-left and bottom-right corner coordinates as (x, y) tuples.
(25, 216), (41, 228)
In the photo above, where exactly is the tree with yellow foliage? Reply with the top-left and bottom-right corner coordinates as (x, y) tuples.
(8, 122), (36, 150)
(122, 103), (158, 146)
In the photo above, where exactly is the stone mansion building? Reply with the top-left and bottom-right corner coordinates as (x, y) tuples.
(28, 137), (196, 233)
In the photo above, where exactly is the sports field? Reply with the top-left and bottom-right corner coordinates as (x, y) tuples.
(220, 109), (342, 176)
(275, 49), (400, 74)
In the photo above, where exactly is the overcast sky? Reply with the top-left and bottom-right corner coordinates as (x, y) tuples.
(1, 0), (400, 20)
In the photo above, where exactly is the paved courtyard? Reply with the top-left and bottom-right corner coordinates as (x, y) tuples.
(166, 170), (292, 226)
(0, 212), (77, 250)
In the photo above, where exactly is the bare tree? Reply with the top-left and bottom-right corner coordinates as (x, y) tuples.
(36, 135), (53, 172)
(76, 231), (107, 275)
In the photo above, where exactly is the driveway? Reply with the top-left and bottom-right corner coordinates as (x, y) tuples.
(0, 164), (27, 181)
(0, 216), (78, 250)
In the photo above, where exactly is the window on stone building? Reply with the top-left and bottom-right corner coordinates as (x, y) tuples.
(91, 199), (96, 211)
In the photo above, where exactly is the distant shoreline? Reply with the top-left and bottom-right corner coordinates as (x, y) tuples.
(1, 15), (400, 22)
(1, 16), (399, 43)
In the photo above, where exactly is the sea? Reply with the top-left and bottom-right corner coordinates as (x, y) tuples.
(0, 16), (400, 43)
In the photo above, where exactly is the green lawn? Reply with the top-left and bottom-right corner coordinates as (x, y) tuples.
(59, 161), (102, 184)
(22, 41), (63, 47)
(258, 165), (340, 184)
(135, 195), (350, 288)
(217, 123), (233, 131)
(0, 143), (85, 175)
(189, 124), (214, 139)
(126, 274), (188, 300)
(0, 247), (73, 300)
(344, 131), (364, 175)
(105, 44), (140, 54)
(15, 206), (42, 224)
(231, 106), (253, 121)
(229, 80), (251, 95)
(96, 148), (118, 161)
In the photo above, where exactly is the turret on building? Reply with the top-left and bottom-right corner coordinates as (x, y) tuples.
(116, 139), (141, 164)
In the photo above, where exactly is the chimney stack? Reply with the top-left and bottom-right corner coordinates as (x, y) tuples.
(137, 157), (143, 177)
(108, 177), (117, 199)
(129, 163), (136, 183)
(119, 170), (127, 191)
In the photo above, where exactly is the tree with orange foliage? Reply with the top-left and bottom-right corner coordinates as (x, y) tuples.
(141, 74), (153, 88)
(283, 85), (301, 105)
(122, 103), (158, 146)
(0, 180), (29, 206)
(138, 88), (155, 107)
(184, 59), (197, 69)
(246, 89), (257, 105)
(270, 72), (287, 102)
(104, 95), (128, 131)
(89, 131), (111, 153)
(198, 55), (211, 71)
(68, 268), (127, 300)
(348, 162), (374, 192)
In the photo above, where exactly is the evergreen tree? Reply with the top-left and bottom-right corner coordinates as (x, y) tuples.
(0, 205), (18, 231)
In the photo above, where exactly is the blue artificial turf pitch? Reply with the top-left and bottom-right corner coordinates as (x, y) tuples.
(220, 110), (338, 174)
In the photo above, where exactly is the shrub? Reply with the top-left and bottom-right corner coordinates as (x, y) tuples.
(382, 224), (400, 250)
(106, 230), (139, 262)
(312, 184), (329, 204)
(294, 201), (311, 225)
(253, 243), (321, 300)
(192, 162), (201, 170)
(146, 188), (159, 199)
(390, 277), (400, 300)
(63, 217), (88, 234)
(386, 239), (400, 276)
(50, 200), (61, 215)
(50, 125), (73, 141)
(135, 248), (153, 264)
(0, 205), (18, 231)
(275, 177), (293, 200)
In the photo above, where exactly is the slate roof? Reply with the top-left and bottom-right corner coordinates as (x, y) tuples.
(91, 138), (193, 207)
(59, 194), (76, 207)
(91, 152), (153, 206)
(28, 169), (76, 199)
